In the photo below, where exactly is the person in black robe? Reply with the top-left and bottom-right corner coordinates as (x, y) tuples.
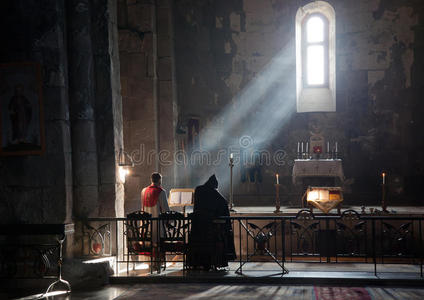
(187, 174), (236, 270)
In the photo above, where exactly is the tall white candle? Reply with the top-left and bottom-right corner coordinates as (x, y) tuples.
(297, 142), (300, 153)
(230, 153), (233, 159)
(335, 142), (338, 152)
(327, 142), (329, 153)
(306, 142), (308, 154)
(276, 174), (279, 184)
(382, 172), (386, 184)
(301, 142), (303, 153)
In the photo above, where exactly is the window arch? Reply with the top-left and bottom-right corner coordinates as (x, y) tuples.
(296, 1), (336, 112)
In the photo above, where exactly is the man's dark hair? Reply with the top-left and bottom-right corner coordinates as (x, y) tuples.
(151, 172), (162, 184)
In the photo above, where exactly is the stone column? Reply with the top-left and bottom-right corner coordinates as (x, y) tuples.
(67, 0), (100, 218)
(91, 0), (125, 218)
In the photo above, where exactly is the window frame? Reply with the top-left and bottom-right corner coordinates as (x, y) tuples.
(302, 13), (329, 88)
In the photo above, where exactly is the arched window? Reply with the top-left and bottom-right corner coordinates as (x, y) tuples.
(296, 1), (335, 112)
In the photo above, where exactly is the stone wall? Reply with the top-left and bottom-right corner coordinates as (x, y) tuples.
(173, 0), (424, 206)
(0, 0), (124, 226)
(118, 0), (177, 214)
(0, 0), (73, 223)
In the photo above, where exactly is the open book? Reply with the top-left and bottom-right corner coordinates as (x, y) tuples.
(169, 188), (194, 206)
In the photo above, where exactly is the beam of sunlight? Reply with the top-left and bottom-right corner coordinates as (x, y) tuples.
(177, 39), (296, 193)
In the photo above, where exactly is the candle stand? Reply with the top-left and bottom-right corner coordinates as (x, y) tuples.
(229, 156), (236, 212)
(274, 183), (281, 214)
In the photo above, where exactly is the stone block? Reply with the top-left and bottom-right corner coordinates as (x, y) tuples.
(243, 0), (273, 14)
(158, 36), (171, 57)
(142, 32), (153, 53)
(159, 80), (172, 98)
(158, 57), (172, 80)
(118, 29), (143, 53)
(74, 152), (99, 186)
(72, 120), (98, 152)
(230, 12), (241, 32)
(157, 7), (170, 37)
(43, 87), (69, 121)
(74, 185), (99, 218)
(127, 2), (151, 32)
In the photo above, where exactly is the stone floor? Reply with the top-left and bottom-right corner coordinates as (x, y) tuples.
(9, 283), (424, 300)
(5, 262), (424, 299)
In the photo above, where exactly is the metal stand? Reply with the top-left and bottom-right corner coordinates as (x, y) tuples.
(229, 156), (236, 212)
(44, 235), (71, 297)
(274, 184), (281, 214)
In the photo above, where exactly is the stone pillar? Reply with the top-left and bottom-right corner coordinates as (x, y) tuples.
(157, 0), (177, 187)
(67, 0), (100, 218)
(91, 0), (125, 218)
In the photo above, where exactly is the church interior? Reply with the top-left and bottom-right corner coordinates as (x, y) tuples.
(1, 0), (424, 299)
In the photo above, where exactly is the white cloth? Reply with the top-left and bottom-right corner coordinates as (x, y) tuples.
(292, 159), (344, 184)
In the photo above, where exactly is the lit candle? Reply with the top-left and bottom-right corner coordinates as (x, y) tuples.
(382, 172), (386, 185)
(276, 174), (279, 185)
(230, 153), (233, 159)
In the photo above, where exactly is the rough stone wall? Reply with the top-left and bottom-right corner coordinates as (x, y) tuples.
(118, 0), (176, 214)
(174, 0), (424, 206)
(0, 0), (73, 223)
(0, 0), (124, 226)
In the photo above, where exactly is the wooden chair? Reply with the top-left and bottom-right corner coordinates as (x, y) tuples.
(159, 211), (189, 270)
(125, 211), (154, 274)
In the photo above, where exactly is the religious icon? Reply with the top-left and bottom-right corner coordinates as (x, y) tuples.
(0, 62), (45, 155)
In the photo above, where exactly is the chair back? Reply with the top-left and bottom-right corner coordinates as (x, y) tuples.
(125, 211), (152, 255)
(159, 211), (187, 253)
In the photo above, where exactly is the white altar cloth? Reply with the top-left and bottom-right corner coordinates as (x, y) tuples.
(292, 159), (344, 184)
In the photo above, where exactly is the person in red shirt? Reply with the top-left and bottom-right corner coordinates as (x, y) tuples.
(140, 172), (170, 270)
(141, 172), (169, 218)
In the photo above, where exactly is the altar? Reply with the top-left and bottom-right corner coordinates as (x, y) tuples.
(292, 159), (344, 184)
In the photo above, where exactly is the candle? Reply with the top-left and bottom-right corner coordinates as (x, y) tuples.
(306, 142), (309, 154)
(297, 142), (300, 153)
(276, 174), (279, 184)
(301, 142), (303, 153)
(230, 153), (233, 159)
(335, 142), (338, 152)
(327, 141), (329, 153)
(382, 172), (386, 184)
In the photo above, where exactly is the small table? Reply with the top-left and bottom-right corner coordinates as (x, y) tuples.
(292, 159), (344, 184)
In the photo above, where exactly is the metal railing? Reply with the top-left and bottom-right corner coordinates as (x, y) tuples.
(79, 210), (424, 277)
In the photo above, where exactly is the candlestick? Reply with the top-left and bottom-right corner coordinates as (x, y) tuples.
(381, 172), (388, 212)
(274, 183), (281, 214)
(229, 155), (235, 212)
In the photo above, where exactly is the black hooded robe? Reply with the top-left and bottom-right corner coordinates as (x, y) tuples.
(187, 175), (236, 270)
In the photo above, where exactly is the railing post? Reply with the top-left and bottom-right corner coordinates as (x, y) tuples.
(420, 219), (423, 278)
(372, 219), (377, 276)
(239, 219), (242, 274)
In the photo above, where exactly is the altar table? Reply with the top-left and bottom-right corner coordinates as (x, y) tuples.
(292, 159), (344, 184)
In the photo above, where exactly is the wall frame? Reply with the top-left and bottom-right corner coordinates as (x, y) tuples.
(0, 62), (45, 155)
